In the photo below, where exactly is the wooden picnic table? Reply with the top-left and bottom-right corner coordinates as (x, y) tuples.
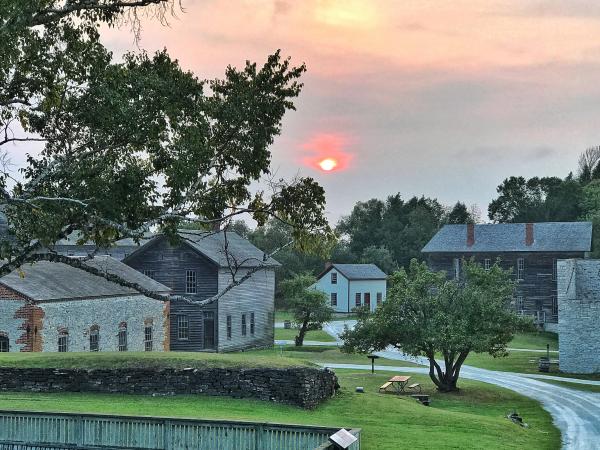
(388, 375), (411, 394)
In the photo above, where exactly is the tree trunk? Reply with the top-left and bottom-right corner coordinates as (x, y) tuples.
(426, 350), (470, 392)
(295, 320), (309, 346)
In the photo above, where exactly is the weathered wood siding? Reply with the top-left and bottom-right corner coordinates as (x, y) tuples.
(217, 268), (275, 352)
(426, 251), (586, 324)
(125, 237), (219, 351)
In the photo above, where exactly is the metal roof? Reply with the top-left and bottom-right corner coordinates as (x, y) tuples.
(0, 257), (170, 301)
(126, 230), (280, 268)
(325, 264), (387, 280)
(422, 222), (593, 253)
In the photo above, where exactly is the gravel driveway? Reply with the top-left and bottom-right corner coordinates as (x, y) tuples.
(322, 320), (600, 450)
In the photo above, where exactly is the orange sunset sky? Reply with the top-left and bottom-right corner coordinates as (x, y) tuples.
(16, 0), (600, 221)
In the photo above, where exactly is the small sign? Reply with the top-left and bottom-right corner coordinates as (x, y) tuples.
(329, 429), (358, 449)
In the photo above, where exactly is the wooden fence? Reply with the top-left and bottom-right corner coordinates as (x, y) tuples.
(0, 410), (361, 450)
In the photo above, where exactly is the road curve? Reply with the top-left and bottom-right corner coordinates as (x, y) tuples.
(323, 320), (600, 450)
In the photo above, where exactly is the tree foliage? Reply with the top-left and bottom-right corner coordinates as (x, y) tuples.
(0, 1), (334, 300)
(341, 259), (528, 392)
(280, 273), (333, 346)
(447, 202), (475, 224)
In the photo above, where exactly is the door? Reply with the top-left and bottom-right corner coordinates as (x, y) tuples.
(0, 334), (9, 352)
(364, 293), (371, 309)
(203, 311), (215, 349)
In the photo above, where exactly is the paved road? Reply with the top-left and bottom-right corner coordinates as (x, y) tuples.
(322, 320), (600, 450)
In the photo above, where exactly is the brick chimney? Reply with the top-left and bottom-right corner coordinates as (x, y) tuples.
(525, 223), (534, 246)
(325, 261), (333, 270)
(467, 223), (475, 247)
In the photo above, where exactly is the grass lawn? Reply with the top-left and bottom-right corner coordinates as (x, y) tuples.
(0, 351), (312, 370)
(276, 346), (421, 368)
(275, 310), (358, 323)
(274, 328), (336, 342)
(509, 332), (558, 351)
(0, 369), (559, 449)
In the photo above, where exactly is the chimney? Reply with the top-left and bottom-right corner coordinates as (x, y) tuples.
(467, 223), (475, 247)
(325, 261), (333, 270)
(525, 223), (534, 246)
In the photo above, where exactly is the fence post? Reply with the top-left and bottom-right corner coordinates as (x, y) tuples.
(163, 419), (172, 450)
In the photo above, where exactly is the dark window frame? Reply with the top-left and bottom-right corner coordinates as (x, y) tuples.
(376, 292), (382, 306)
(331, 292), (337, 306)
(177, 315), (189, 340)
(89, 327), (99, 352)
(484, 259), (491, 270)
(331, 272), (337, 284)
(185, 270), (197, 294)
(517, 258), (525, 281)
(241, 314), (247, 336)
(226, 315), (232, 340)
(0, 334), (9, 352)
(118, 323), (128, 352)
(355, 292), (361, 307)
(144, 325), (153, 352)
(250, 312), (255, 335)
(364, 292), (371, 308)
(58, 330), (68, 353)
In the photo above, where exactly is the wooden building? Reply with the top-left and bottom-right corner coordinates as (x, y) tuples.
(0, 256), (170, 352)
(422, 222), (592, 331)
(123, 230), (279, 352)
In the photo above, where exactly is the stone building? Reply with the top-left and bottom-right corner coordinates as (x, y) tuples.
(123, 230), (279, 353)
(557, 259), (600, 374)
(422, 222), (592, 331)
(0, 256), (171, 353)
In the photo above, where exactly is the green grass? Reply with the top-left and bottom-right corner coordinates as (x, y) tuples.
(274, 328), (336, 342)
(278, 346), (420, 368)
(509, 332), (558, 351)
(0, 369), (559, 449)
(275, 310), (358, 323)
(0, 351), (312, 370)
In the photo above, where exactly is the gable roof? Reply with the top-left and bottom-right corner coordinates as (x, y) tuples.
(422, 222), (593, 253)
(321, 263), (387, 281)
(0, 257), (170, 301)
(125, 230), (280, 268)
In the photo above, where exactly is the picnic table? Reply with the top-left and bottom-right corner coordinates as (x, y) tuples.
(379, 375), (412, 394)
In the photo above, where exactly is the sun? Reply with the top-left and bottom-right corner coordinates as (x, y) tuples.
(318, 158), (338, 171)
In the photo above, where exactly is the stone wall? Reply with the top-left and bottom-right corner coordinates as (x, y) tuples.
(39, 295), (168, 352)
(557, 259), (600, 374)
(0, 367), (338, 409)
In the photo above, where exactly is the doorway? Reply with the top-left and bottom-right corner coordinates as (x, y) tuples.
(203, 311), (215, 350)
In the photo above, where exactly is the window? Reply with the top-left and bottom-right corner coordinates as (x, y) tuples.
(58, 329), (68, 352)
(331, 272), (337, 284)
(355, 293), (361, 307)
(364, 293), (371, 308)
(250, 312), (255, 335)
(186, 270), (197, 294)
(177, 315), (189, 340)
(0, 333), (8, 352)
(144, 324), (153, 352)
(552, 258), (557, 281)
(118, 322), (128, 351)
(516, 296), (524, 312)
(226, 315), (232, 340)
(453, 258), (460, 280)
(89, 326), (99, 352)
(517, 258), (525, 280)
(241, 314), (247, 336)
(330, 292), (338, 306)
(484, 259), (491, 270)
(376, 292), (383, 306)
(143, 270), (156, 279)
(552, 295), (558, 316)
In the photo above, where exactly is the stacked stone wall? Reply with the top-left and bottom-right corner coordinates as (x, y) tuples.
(0, 367), (338, 409)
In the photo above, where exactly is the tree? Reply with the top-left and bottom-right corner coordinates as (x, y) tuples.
(446, 202), (474, 224)
(280, 273), (333, 346)
(577, 146), (600, 183)
(0, 2), (334, 304)
(488, 176), (581, 223)
(360, 245), (396, 274)
(341, 259), (527, 392)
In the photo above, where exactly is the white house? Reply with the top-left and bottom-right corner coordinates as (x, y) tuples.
(314, 264), (387, 313)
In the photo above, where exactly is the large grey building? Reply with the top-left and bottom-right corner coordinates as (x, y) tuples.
(123, 230), (279, 353)
(422, 222), (592, 331)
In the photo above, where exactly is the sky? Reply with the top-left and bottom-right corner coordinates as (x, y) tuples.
(16, 0), (600, 224)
